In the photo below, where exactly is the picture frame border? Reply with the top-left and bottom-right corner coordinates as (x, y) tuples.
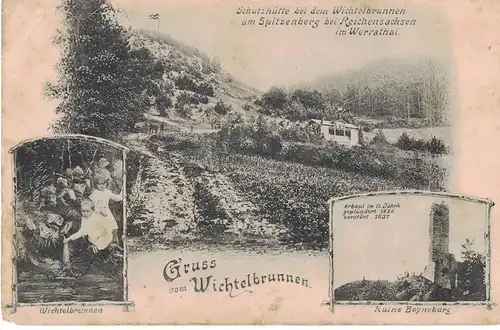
(6, 134), (135, 313)
(327, 190), (495, 313)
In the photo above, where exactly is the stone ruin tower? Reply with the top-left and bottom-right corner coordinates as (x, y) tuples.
(422, 202), (452, 288)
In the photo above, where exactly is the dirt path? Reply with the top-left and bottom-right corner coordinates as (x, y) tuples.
(124, 134), (197, 247)
(144, 114), (219, 134)
(123, 133), (284, 250)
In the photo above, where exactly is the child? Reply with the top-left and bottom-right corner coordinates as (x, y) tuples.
(89, 175), (122, 244)
(56, 177), (77, 205)
(63, 199), (113, 251)
(93, 158), (112, 182)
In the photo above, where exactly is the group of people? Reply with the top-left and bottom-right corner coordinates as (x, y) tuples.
(35, 157), (124, 260)
(146, 121), (165, 135)
(61, 157), (123, 254)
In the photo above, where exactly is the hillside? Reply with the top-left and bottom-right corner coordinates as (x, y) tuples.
(307, 58), (449, 93)
(128, 29), (260, 121)
(283, 57), (452, 125)
(335, 276), (452, 302)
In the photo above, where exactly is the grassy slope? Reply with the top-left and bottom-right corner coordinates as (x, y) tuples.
(141, 134), (409, 249)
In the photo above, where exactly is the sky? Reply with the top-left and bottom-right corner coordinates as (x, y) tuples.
(333, 194), (488, 288)
(112, 0), (452, 91)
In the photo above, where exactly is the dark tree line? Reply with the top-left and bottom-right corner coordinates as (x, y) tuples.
(256, 60), (450, 126)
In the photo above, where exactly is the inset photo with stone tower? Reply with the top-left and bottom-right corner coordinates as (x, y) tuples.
(329, 191), (493, 307)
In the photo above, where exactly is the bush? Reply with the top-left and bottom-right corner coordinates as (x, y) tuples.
(457, 239), (486, 301)
(396, 133), (447, 155)
(279, 125), (321, 143)
(192, 179), (231, 237)
(371, 129), (388, 145)
(177, 105), (192, 118)
(174, 75), (198, 91)
(396, 133), (413, 150)
(427, 136), (447, 155)
(215, 117), (445, 190)
(156, 94), (172, 116)
(262, 134), (283, 157)
(214, 99), (232, 115)
(358, 129), (365, 146)
(360, 122), (376, 132)
(196, 82), (215, 97)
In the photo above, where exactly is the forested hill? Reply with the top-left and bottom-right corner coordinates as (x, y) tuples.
(128, 29), (260, 119)
(304, 58), (451, 124)
(252, 58), (451, 127)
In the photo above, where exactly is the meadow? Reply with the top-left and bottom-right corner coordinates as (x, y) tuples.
(140, 133), (437, 248)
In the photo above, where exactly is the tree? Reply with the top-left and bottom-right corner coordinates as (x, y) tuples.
(421, 59), (450, 125)
(262, 133), (283, 157)
(358, 129), (365, 146)
(427, 136), (447, 155)
(290, 89), (324, 110)
(259, 86), (288, 111)
(457, 239), (486, 301)
(371, 129), (387, 145)
(156, 93), (172, 117)
(213, 99), (231, 115)
(45, 0), (162, 139)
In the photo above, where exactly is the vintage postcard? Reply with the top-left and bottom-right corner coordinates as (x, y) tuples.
(2, 0), (500, 325)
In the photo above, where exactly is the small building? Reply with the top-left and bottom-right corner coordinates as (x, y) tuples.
(307, 119), (361, 146)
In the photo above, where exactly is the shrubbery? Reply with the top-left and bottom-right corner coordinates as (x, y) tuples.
(192, 178), (231, 237)
(279, 125), (321, 143)
(457, 239), (486, 301)
(215, 116), (446, 190)
(146, 133), (445, 247)
(213, 99), (232, 115)
(176, 91), (209, 109)
(174, 74), (215, 97)
(371, 129), (388, 145)
(396, 133), (447, 155)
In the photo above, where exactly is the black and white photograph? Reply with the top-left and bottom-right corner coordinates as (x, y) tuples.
(330, 192), (492, 307)
(10, 135), (129, 305)
(3, 0), (499, 324)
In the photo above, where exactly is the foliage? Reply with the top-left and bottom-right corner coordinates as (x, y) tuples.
(371, 129), (388, 145)
(126, 151), (154, 236)
(396, 133), (448, 155)
(279, 124), (320, 143)
(176, 91), (209, 110)
(174, 74), (198, 92)
(174, 74), (215, 97)
(222, 153), (406, 247)
(358, 129), (365, 146)
(177, 105), (192, 118)
(262, 133), (283, 157)
(427, 136), (448, 155)
(192, 178), (231, 237)
(14, 138), (123, 276)
(215, 116), (446, 190)
(335, 276), (451, 301)
(145, 133), (447, 247)
(254, 59), (450, 127)
(457, 239), (486, 301)
(45, 0), (163, 139)
(256, 86), (288, 112)
(156, 93), (173, 116)
(213, 99), (232, 115)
